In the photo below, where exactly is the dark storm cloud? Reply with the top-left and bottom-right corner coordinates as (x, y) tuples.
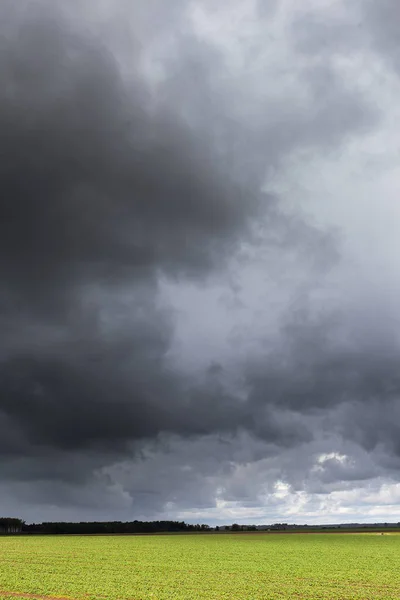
(242, 291), (400, 467)
(0, 2), (267, 323)
(0, 0), (387, 521)
(0, 1), (263, 464)
(0, 318), (312, 460)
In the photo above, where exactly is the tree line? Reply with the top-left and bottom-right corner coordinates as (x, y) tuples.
(0, 518), (211, 535)
(222, 524), (257, 531)
(3, 518), (400, 535)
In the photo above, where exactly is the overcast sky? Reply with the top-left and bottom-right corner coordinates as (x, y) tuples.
(1, 0), (400, 525)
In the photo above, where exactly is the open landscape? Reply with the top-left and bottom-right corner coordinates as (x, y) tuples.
(1, 532), (400, 600)
(2, 2), (400, 600)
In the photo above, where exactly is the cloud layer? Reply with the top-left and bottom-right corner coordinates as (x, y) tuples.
(1, 0), (400, 524)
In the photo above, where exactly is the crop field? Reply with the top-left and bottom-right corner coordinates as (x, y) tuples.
(0, 533), (400, 600)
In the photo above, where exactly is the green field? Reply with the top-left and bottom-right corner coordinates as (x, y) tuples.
(1, 533), (400, 599)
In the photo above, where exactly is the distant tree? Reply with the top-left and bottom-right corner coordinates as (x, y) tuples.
(0, 518), (24, 534)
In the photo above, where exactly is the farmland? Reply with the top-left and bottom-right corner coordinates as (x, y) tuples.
(1, 533), (400, 599)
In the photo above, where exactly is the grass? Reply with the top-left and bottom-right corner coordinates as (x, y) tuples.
(1, 532), (400, 599)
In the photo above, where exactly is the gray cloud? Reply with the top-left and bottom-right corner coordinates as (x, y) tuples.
(0, 1), (264, 467)
(0, 7), (261, 314)
(0, 0), (394, 523)
(362, 0), (400, 73)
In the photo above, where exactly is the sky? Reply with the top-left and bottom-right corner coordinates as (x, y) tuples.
(1, 0), (400, 526)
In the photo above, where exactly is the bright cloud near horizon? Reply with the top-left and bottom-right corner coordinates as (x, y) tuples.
(1, 0), (400, 525)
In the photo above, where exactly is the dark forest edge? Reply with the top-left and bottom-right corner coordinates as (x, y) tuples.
(1, 517), (400, 535)
(0, 518), (210, 535)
